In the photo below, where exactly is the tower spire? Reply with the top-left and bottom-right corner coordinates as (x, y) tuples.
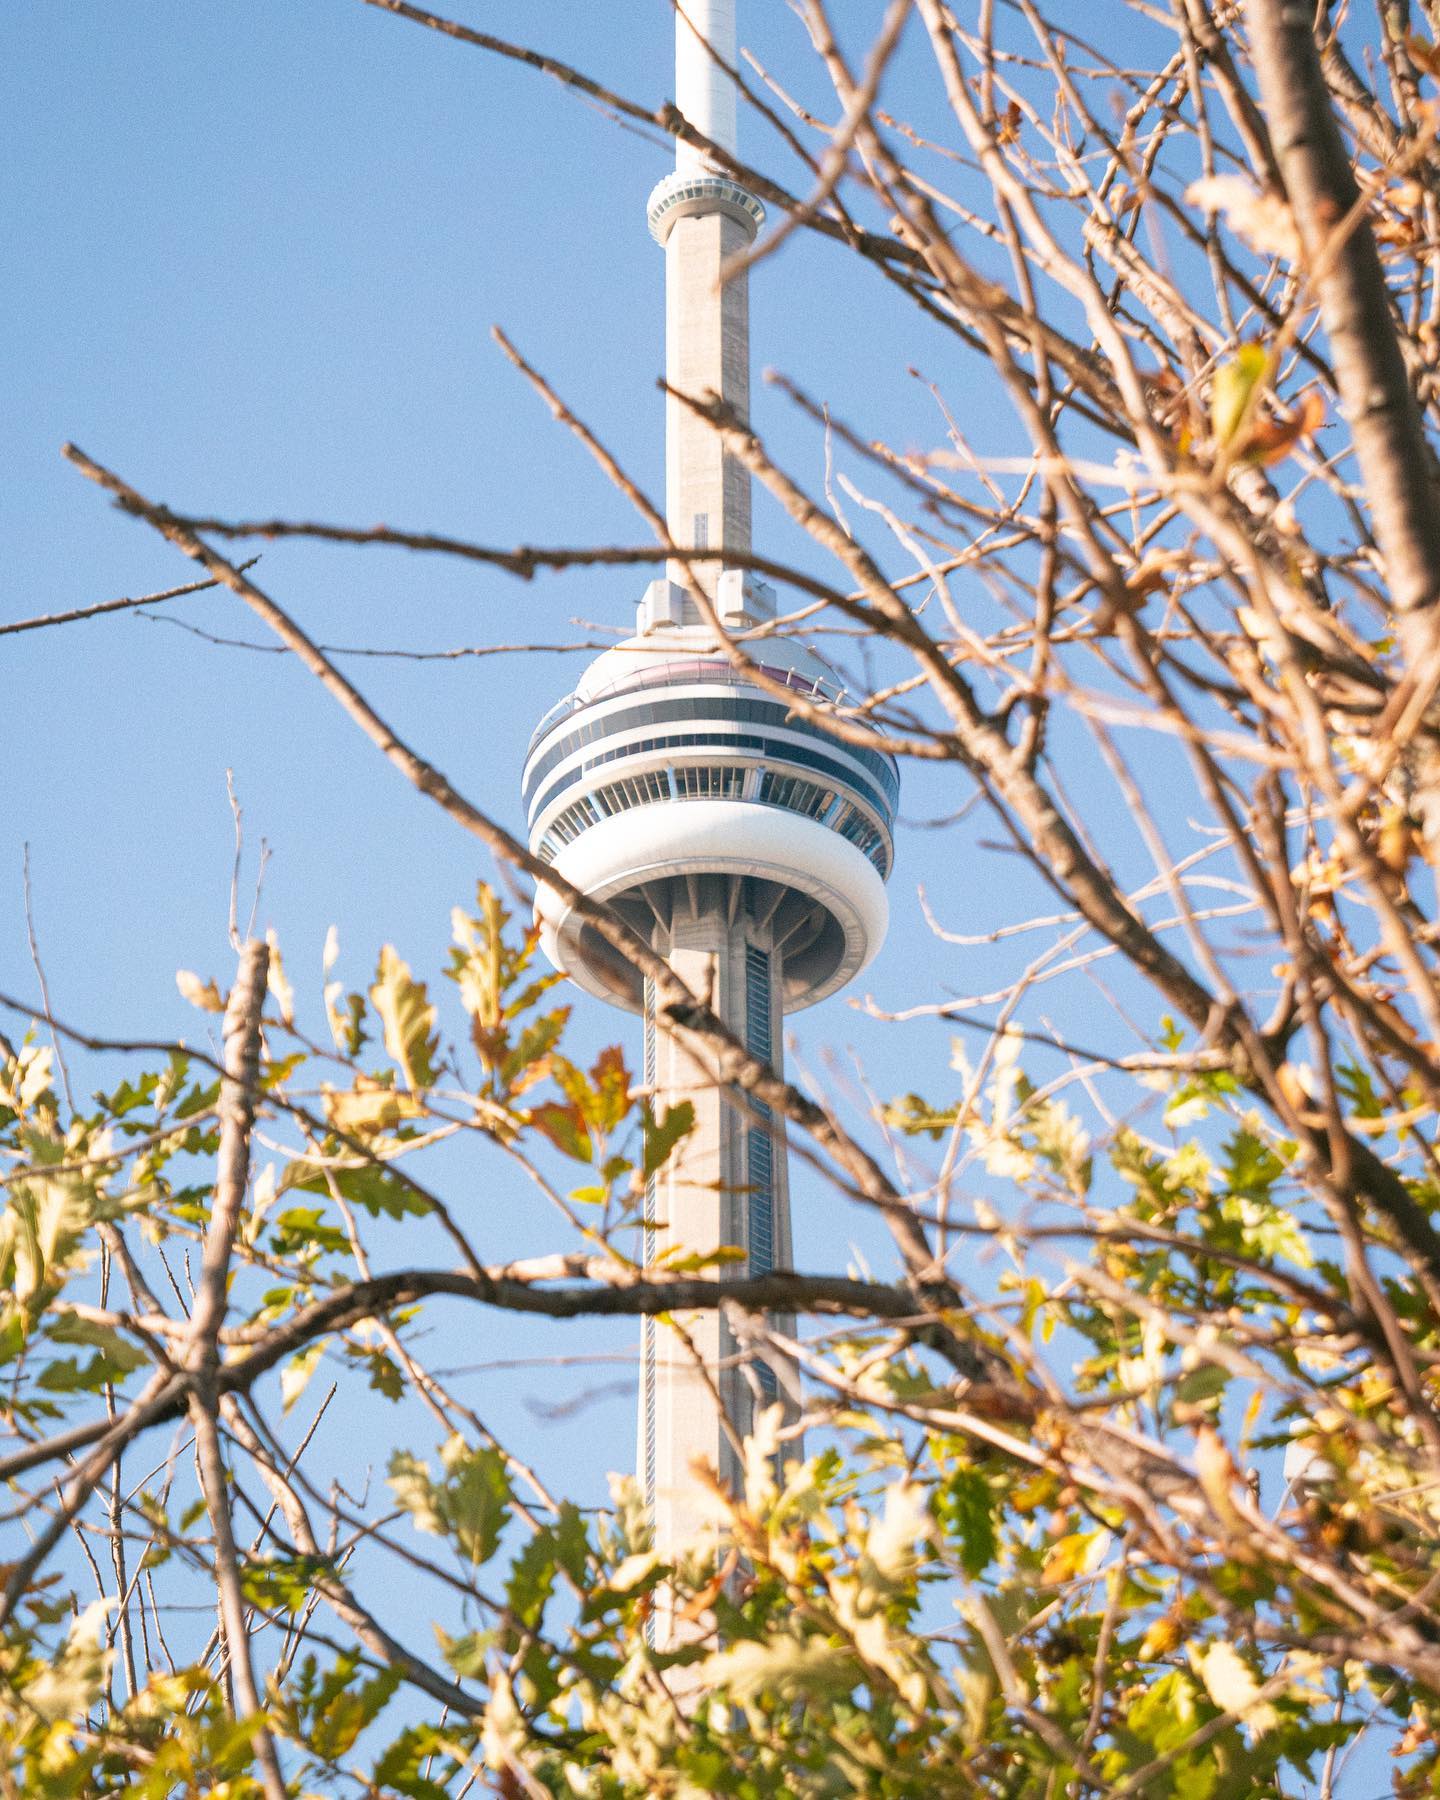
(675, 0), (739, 171)
(643, 2), (765, 626)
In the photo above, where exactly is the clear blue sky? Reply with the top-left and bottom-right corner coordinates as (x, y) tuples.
(6, 0), (1041, 1039)
(5, 0), (1065, 1286)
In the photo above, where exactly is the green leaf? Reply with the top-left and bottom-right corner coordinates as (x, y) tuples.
(37, 1354), (127, 1394)
(505, 1528), (561, 1631)
(319, 1665), (403, 1759)
(241, 1555), (330, 1615)
(269, 1206), (349, 1257)
(371, 1725), (454, 1800)
(439, 1437), (512, 1566)
(364, 1348), (405, 1401)
(43, 1316), (147, 1389)
(643, 1100), (695, 1178)
(1125, 1670), (1205, 1756)
(326, 989), (368, 1058)
(449, 884), (508, 1039)
(1174, 1365), (1229, 1408)
(103, 1071), (161, 1118)
(882, 1092), (959, 1140)
(553, 1499), (590, 1584)
(939, 1467), (997, 1577)
(435, 1626), (490, 1679)
(389, 1437), (512, 1567)
(288, 1158), (430, 1221)
(448, 881), (563, 1075)
(1336, 1061), (1384, 1121)
(1223, 1129), (1285, 1201)
(500, 1005), (570, 1091)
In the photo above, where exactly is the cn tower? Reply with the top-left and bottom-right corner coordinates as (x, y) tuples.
(522, 0), (897, 1622)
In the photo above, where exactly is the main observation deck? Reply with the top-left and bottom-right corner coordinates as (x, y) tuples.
(524, 640), (897, 1014)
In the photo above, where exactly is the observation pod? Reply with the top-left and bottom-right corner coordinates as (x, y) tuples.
(525, 575), (897, 1014)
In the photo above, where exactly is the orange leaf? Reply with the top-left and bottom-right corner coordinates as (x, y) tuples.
(678, 1545), (739, 1624)
(1407, 32), (1440, 78)
(1242, 388), (1325, 465)
(526, 1101), (592, 1163)
(589, 1044), (632, 1135)
(1194, 1425), (1244, 1529)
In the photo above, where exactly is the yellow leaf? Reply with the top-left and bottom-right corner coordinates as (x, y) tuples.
(266, 928), (294, 1027)
(699, 1635), (859, 1704)
(23, 1599), (115, 1721)
(280, 1342), (325, 1415)
(607, 1549), (662, 1594)
(176, 969), (223, 1013)
(1041, 1529), (1109, 1584)
(323, 1079), (424, 1136)
(865, 1480), (933, 1586)
(370, 946), (438, 1092)
(1212, 343), (1270, 448)
(1139, 1615), (1183, 1660)
(1190, 1639), (1278, 1736)
(1240, 1385), (1265, 1452)
(1377, 804), (1420, 876)
(18, 1047), (53, 1110)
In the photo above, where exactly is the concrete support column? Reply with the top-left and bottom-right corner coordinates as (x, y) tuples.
(637, 896), (797, 1647)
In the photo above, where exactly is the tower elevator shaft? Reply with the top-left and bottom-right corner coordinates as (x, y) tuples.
(637, 884), (796, 1615)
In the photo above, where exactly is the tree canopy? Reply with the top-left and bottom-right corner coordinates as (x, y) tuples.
(9, 0), (1440, 1793)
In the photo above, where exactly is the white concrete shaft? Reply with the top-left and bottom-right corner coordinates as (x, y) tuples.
(638, 917), (794, 1647)
(676, 0), (738, 172)
(665, 209), (752, 581)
